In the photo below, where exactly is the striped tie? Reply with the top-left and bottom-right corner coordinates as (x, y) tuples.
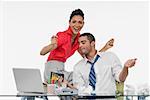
(88, 55), (100, 90)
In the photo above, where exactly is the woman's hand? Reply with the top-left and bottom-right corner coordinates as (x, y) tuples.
(104, 38), (114, 50)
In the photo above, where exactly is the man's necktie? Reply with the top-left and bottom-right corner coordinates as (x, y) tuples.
(88, 55), (100, 90)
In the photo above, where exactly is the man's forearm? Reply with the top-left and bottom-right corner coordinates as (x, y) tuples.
(119, 58), (137, 82)
(119, 67), (128, 82)
(40, 43), (57, 55)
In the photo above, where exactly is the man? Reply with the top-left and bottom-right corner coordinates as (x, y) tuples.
(73, 33), (137, 95)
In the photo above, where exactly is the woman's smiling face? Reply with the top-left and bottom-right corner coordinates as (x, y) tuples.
(69, 15), (84, 35)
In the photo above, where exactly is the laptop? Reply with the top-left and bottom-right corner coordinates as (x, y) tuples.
(13, 68), (46, 94)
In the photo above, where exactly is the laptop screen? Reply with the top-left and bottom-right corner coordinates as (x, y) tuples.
(13, 68), (45, 93)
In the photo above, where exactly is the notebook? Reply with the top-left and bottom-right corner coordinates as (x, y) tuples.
(13, 68), (46, 94)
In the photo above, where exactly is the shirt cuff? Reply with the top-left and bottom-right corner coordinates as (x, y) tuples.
(78, 85), (93, 95)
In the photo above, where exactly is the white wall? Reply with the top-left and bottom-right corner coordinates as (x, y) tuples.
(0, 1), (149, 93)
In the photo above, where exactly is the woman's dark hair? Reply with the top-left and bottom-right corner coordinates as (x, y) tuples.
(69, 9), (84, 22)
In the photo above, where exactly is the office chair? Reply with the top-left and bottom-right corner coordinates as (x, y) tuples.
(116, 81), (124, 100)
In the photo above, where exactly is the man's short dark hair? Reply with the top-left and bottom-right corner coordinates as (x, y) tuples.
(80, 33), (95, 43)
(69, 9), (84, 22)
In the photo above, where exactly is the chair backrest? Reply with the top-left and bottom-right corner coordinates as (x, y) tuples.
(116, 81), (124, 100)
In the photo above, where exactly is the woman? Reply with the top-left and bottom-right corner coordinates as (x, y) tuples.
(40, 9), (114, 85)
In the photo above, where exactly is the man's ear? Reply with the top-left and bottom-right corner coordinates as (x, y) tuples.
(91, 41), (95, 47)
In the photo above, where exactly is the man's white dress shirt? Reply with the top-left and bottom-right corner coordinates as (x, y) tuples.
(73, 52), (122, 95)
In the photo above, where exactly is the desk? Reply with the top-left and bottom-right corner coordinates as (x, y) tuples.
(0, 91), (150, 100)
